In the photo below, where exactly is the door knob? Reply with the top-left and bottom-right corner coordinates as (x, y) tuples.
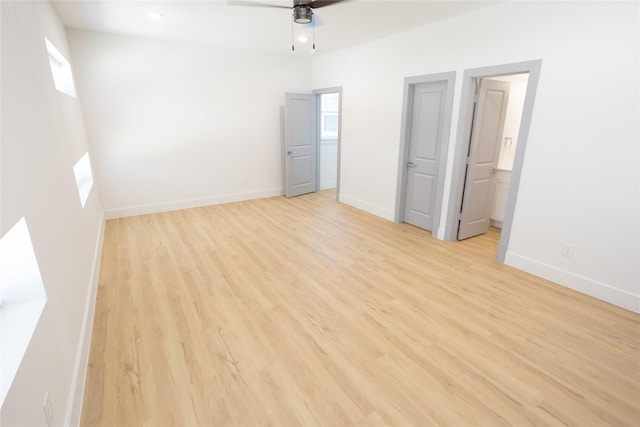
(287, 151), (295, 156)
(407, 161), (415, 168)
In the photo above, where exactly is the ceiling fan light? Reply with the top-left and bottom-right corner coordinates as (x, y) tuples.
(146, 11), (164, 20)
(293, 6), (312, 24)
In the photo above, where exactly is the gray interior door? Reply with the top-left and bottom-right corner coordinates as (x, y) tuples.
(403, 81), (447, 230)
(285, 93), (317, 198)
(458, 78), (510, 240)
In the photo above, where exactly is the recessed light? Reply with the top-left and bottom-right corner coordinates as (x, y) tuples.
(297, 35), (309, 43)
(147, 11), (164, 20)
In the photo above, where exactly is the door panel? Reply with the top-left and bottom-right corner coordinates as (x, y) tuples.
(458, 79), (510, 240)
(403, 81), (447, 230)
(409, 173), (434, 214)
(292, 155), (313, 185)
(466, 177), (491, 221)
(285, 93), (316, 197)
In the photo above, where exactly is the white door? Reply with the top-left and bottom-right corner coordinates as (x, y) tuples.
(285, 93), (317, 198)
(458, 79), (510, 240)
(403, 81), (447, 231)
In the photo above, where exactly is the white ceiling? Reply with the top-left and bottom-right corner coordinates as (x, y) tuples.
(52, 0), (501, 55)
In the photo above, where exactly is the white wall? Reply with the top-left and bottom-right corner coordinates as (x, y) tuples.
(1, 1), (104, 425)
(312, 1), (639, 311)
(1, 2), (634, 424)
(67, 30), (311, 218)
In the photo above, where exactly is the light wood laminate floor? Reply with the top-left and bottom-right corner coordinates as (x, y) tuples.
(81, 190), (639, 426)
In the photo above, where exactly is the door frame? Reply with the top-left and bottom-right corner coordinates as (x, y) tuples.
(313, 86), (343, 201)
(443, 60), (543, 263)
(394, 72), (456, 237)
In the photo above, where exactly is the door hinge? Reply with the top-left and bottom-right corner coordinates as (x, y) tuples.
(473, 79), (482, 103)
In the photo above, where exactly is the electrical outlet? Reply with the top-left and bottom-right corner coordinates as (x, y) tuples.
(562, 243), (575, 258)
(43, 393), (53, 427)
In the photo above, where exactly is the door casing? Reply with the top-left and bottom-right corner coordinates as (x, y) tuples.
(444, 60), (543, 263)
(395, 72), (456, 236)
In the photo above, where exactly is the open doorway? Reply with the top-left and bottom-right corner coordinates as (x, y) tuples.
(283, 88), (342, 200)
(486, 74), (529, 231)
(317, 93), (339, 191)
(314, 87), (342, 201)
(443, 60), (542, 263)
(457, 73), (529, 240)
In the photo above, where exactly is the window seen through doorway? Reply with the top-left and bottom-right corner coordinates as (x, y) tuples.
(320, 93), (339, 139)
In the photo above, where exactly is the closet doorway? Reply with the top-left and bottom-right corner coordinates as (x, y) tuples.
(444, 60), (542, 263)
(457, 73), (530, 241)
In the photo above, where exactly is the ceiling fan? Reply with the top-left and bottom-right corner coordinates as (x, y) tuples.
(228, 0), (348, 25)
(229, 0), (349, 50)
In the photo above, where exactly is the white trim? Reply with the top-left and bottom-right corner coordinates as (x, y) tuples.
(104, 188), (284, 219)
(65, 214), (105, 426)
(339, 194), (395, 222)
(319, 181), (337, 190)
(505, 252), (640, 313)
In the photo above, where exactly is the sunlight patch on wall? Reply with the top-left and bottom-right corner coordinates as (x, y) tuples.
(45, 37), (76, 97)
(73, 152), (94, 208)
(0, 218), (47, 404)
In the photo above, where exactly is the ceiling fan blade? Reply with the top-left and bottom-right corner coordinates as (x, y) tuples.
(227, 1), (291, 9)
(309, 0), (349, 9)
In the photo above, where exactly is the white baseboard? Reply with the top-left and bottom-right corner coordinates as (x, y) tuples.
(490, 219), (503, 229)
(319, 182), (337, 190)
(338, 194), (395, 222)
(505, 252), (640, 313)
(104, 188), (284, 219)
(65, 213), (105, 426)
